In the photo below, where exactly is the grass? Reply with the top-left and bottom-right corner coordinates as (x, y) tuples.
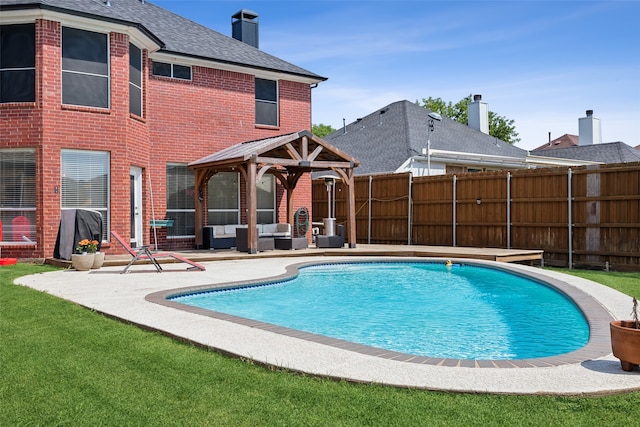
(550, 268), (639, 299)
(2, 262), (639, 426)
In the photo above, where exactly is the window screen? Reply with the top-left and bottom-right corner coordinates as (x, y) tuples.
(255, 78), (278, 126)
(62, 27), (109, 108)
(166, 164), (195, 236)
(0, 24), (35, 103)
(152, 61), (191, 80)
(207, 172), (239, 225)
(129, 43), (142, 116)
(61, 150), (109, 241)
(0, 149), (36, 243)
(173, 64), (191, 80)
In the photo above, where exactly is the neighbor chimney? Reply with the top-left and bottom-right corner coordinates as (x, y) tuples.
(468, 94), (489, 134)
(232, 10), (259, 48)
(578, 109), (602, 146)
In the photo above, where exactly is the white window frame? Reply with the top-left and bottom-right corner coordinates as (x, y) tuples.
(129, 43), (143, 116)
(207, 172), (240, 225)
(61, 26), (110, 109)
(166, 163), (195, 238)
(0, 148), (37, 244)
(60, 149), (110, 242)
(256, 174), (276, 224)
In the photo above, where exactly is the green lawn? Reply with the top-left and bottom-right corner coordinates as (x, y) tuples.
(550, 268), (639, 299)
(1, 263), (639, 426)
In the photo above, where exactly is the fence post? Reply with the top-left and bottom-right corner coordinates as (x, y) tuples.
(568, 168), (573, 269)
(453, 175), (457, 247)
(507, 172), (511, 249)
(408, 173), (412, 245)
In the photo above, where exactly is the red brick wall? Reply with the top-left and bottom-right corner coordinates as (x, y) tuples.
(1, 17), (314, 258)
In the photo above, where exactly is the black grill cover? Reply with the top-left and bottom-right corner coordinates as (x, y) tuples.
(53, 209), (103, 260)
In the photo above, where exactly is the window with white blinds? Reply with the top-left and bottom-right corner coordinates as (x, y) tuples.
(61, 150), (109, 241)
(256, 174), (275, 224)
(207, 172), (240, 225)
(0, 149), (36, 243)
(166, 163), (195, 237)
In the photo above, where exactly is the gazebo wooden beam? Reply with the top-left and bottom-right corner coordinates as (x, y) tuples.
(256, 156), (353, 169)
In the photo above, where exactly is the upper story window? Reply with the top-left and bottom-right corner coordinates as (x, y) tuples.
(152, 61), (191, 80)
(129, 43), (142, 116)
(62, 27), (109, 109)
(0, 24), (36, 103)
(255, 78), (278, 126)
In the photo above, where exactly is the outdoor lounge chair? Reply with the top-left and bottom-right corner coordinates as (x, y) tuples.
(111, 231), (205, 273)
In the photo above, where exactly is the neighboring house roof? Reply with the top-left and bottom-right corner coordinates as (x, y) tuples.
(531, 142), (640, 164)
(320, 100), (528, 175)
(534, 134), (578, 151)
(0, 0), (326, 82)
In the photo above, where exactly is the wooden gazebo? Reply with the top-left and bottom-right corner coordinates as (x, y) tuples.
(188, 130), (360, 254)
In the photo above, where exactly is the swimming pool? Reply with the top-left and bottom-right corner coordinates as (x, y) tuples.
(171, 261), (589, 360)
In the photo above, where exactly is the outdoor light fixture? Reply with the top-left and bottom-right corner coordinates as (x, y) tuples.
(426, 111), (442, 176)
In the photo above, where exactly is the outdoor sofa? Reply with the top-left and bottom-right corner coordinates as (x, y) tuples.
(204, 223), (293, 250)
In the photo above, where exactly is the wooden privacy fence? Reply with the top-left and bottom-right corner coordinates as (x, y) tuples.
(312, 162), (640, 271)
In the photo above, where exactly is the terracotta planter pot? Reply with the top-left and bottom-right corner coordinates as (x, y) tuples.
(610, 320), (640, 372)
(71, 253), (95, 271)
(91, 252), (105, 269)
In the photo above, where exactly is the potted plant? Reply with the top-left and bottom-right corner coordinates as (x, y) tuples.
(71, 239), (99, 271)
(610, 297), (640, 372)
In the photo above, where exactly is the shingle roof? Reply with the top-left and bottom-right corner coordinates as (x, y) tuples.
(321, 100), (528, 175)
(531, 142), (640, 164)
(0, 0), (326, 81)
(189, 130), (359, 170)
(534, 134), (578, 151)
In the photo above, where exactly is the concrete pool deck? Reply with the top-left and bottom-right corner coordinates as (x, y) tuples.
(18, 251), (640, 395)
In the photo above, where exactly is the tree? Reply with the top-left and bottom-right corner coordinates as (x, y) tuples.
(312, 123), (336, 138)
(418, 95), (520, 144)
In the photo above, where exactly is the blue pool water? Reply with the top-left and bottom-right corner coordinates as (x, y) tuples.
(172, 262), (589, 360)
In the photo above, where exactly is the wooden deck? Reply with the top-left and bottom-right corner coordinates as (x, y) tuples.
(46, 244), (543, 268)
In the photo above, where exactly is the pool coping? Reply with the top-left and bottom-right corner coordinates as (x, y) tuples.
(147, 258), (614, 369)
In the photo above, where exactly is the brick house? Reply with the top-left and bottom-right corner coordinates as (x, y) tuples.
(0, 1), (326, 259)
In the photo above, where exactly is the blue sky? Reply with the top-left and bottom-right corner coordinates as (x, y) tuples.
(155, 0), (640, 150)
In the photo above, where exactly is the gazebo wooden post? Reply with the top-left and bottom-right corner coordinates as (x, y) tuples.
(285, 172), (300, 227)
(346, 167), (357, 248)
(194, 169), (206, 249)
(247, 157), (258, 254)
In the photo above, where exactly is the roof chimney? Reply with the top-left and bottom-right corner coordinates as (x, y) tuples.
(578, 109), (602, 146)
(468, 94), (489, 134)
(232, 10), (259, 48)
